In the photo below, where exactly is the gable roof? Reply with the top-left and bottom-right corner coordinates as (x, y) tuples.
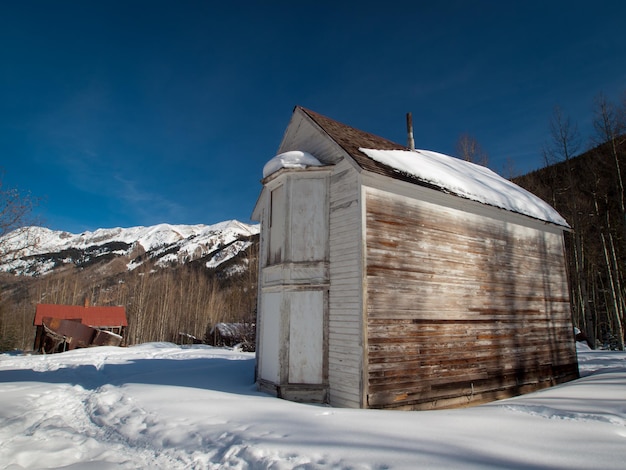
(298, 107), (409, 177)
(297, 106), (568, 227)
(34, 304), (128, 327)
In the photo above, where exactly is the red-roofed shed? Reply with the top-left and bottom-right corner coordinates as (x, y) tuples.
(33, 303), (127, 352)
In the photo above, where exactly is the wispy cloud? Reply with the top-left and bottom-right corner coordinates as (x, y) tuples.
(111, 174), (186, 225)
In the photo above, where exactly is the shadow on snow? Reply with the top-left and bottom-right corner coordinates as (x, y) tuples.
(0, 355), (260, 396)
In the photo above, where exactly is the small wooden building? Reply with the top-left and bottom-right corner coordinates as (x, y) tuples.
(252, 106), (579, 410)
(33, 303), (127, 352)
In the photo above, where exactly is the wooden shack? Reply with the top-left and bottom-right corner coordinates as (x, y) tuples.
(252, 106), (579, 410)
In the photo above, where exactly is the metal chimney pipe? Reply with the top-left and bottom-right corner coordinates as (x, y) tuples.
(406, 112), (415, 151)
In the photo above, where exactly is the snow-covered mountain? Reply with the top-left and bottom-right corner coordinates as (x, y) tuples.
(0, 220), (259, 276)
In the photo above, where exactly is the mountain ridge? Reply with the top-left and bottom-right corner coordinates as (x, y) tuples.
(0, 220), (260, 277)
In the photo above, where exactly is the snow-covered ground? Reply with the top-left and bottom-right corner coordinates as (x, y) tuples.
(0, 343), (624, 469)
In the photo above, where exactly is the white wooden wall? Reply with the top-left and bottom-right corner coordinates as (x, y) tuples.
(327, 159), (365, 408)
(258, 292), (280, 384)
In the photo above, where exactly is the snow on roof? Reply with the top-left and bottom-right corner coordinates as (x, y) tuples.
(263, 150), (323, 178)
(360, 148), (568, 227)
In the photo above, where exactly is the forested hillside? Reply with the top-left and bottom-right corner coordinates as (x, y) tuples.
(515, 134), (626, 349)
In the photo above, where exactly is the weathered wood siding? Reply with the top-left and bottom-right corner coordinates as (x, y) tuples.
(327, 159), (364, 408)
(364, 186), (579, 410)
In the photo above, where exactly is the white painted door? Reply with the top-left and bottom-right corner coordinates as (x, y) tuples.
(289, 290), (324, 384)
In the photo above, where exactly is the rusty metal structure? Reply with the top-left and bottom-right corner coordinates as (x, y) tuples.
(33, 303), (127, 353)
(38, 317), (123, 353)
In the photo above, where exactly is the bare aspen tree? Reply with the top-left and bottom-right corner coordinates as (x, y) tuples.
(0, 172), (40, 350)
(545, 106), (594, 345)
(593, 93), (626, 214)
(592, 93), (626, 349)
(0, 173), (40, 264)
(127, 266), (155, 344)
(455, 133), (489, 167)
(502, 157), (520, 180)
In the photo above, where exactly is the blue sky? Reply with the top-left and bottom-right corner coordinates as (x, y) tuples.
(1, 1), (625, 233)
